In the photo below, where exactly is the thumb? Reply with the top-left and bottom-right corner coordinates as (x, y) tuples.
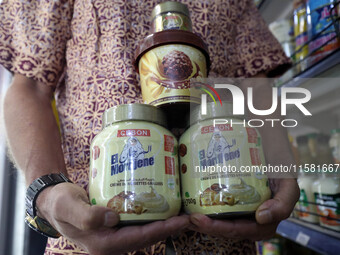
(51, 183), (120, 230)
(256, 179), (300, 224)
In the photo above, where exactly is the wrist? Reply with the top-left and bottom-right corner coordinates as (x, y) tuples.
(26, 173), (71, 217)
(25, 173), (72, 238)
(35, 185), (54, 220)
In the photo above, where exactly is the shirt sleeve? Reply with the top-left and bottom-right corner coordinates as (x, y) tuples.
(234, 0), (292, 78)
(0, 0), (73, 87)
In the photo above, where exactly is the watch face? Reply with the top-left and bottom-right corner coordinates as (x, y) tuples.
(25, 213), (61, 238)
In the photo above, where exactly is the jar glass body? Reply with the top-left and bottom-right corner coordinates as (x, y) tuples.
(297, 174), (319, 223)
(179, 117), (271, 216)
(312, 175), (340, 231)
(89, 120), (181, 224)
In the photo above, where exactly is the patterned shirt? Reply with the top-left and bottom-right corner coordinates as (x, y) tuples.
(0, 0), (290, 254)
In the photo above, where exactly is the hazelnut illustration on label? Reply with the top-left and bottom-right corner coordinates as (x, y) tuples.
(162, 50), (193, 80)
(138, 44), (207, 105)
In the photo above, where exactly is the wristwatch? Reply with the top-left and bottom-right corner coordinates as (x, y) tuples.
(25, 173), (72, 238)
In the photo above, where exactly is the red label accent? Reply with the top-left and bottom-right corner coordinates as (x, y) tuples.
(165, 156), (175, 175)
(249, 148), (261, 165)
(164, 135), (174, 153)
(246, 127), (258, 143)
(117, 129), (150, 137)
(201, 124), (233, 134)
(92, 146), (100, 160)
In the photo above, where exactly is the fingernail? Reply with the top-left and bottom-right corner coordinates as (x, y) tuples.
(191, 214), (202, 226)
(258, 209), (273, 224)
(104, 211), (117, 227)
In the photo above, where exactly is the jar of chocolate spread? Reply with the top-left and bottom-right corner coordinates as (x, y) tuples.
(179, 102), (271, 217)
(134, 30), (210, 129)
(151, 1), (192, 32)
(89, 104), (181, 224)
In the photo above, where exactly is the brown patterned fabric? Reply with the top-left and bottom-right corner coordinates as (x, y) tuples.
(0, 0), (290, 254)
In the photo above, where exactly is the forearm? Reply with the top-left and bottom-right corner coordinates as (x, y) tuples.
(239, 73), (295, 166)
(3, 74), (67, 185)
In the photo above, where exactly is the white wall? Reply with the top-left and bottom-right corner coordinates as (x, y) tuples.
(0, 66), (25, 255)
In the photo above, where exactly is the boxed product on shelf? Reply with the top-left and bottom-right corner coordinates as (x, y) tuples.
(306, 0), (340, 64)
(274, 0), (340, 87)
(294, 0), (309, 72)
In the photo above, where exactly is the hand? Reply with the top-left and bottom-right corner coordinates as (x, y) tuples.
(36, 182), (189, 255)
(189, 178), (299, 241)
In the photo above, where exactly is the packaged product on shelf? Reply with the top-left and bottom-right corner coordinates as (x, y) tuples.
(296, 135), (316, 165)
(312, 171), (340, 231)
(330, 128), (340, 163)
(179, 102), (271, 217)
(262, 238), (281, 255)
(288, 134), (300, 165)
(306, 0), (340, 64)
(291, 127), (300, 220)
(269, 19), (295, 60)
(317, 134), (334, 164)
(89, 104), (181, 224)
(293, 0), (309, 72)
(297, 170), (319, 223)
(307, 133), (319, 163)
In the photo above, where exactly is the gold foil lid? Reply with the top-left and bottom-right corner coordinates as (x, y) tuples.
(103, 104), (167, 127)
(151, 1), (190, 19)
(189, 101), (243, 126)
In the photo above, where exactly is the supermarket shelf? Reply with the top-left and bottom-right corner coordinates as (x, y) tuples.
(281, 49), (340, 135)
(277, 218), (340, 255)
(280, 49), (340, 89)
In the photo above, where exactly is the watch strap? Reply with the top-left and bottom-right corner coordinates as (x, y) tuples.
(25, 213), (61, 238)
(26, 173), (72, 218)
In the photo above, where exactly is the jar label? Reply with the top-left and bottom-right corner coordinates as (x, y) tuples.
(297, 189), (318, 222)
(138, 44), (206, 106)
(90, 123), (181, 222)
(298, 189), (310, 216)
(180, 122), (271, 215)
(314, 192), (340, 229)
